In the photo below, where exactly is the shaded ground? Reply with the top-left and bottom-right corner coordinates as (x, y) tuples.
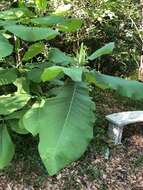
(0, 89), (143, 190)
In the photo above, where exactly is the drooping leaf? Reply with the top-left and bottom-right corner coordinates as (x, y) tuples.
(23, 100), (45, 136)
(0, 34), (13, 59)
(88, 42), (115, 61)
(31, 15), (65, 26)
(0, 8), (34, 20)
(23, 82), (95, 175)
(0, 68), (17, 86)
(85, 70), (143, 100)
(0, 124), (15, 169)
(5, 25), (59, 42)
(23, 42), (45, 61)
(58, 19), (82, 32)
(41, 66), (83, 82)
(0, 94), (30, 116)
(48, 48), (74, 65)
(7, 119), (29, 135)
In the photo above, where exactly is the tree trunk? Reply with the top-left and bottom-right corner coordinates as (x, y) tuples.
(138, 0), (143, 81)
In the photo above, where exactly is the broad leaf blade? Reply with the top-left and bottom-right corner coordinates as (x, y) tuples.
(23, 82), (95, 175)
(58, 19), (82, 32)
(5, 25), (59, 42)
(31, 15), (65, 26)
(41, 66), (62, 81)
(0, 34), (13, 59)
(0, 20), (17, 27)
(42, 66), (83, 82)
(48, 48), (73, 65)
(88, 42), (115, 61)
(26, 63), (49, 83)
(7, 119), (29, 135)
(63, 67), (83, 81)
(27, 67), (44, 83)
(0, 124), (15, 169)
(23, 42), (45, 61)
(85, 71), (143, 100)
(0, 68), (17, 86)
(0, 94), (30, 115)
(23, 100), (45, 136)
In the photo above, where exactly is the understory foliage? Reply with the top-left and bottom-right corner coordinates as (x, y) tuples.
(0, 0), (143, 175)
(49, 0), (141, 76)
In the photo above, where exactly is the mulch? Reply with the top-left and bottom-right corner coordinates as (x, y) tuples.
(0, 90), (142, 190)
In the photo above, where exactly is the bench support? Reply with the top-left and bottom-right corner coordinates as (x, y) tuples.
(106, 111), (143, 145)
(108, 123), (124, 145)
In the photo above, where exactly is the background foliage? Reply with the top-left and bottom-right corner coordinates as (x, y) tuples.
(48, 0), (141, 77)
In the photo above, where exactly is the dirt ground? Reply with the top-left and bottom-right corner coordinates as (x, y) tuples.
(0, 90), (143, 190)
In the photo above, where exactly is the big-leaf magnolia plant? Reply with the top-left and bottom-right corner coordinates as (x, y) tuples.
(0, 5), (143, 176)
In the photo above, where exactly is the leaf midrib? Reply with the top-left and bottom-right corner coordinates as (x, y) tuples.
(52, 84), (77, 157)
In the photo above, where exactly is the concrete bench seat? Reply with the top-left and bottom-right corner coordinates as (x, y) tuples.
(106, 111), (143, 145)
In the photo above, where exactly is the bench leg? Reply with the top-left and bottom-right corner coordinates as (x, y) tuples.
(108, 123), (123, 145)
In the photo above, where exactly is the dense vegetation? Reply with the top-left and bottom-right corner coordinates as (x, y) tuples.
(49, 0), (141, 76)
(0, 0), (142, 176)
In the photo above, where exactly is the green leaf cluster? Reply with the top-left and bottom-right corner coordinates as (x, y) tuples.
(0, 3), (143, 176)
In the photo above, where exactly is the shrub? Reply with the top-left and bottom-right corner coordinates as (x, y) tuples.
(0, 1), (143, 176)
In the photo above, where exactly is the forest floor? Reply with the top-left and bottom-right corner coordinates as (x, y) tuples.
(0, 89), (143, 190)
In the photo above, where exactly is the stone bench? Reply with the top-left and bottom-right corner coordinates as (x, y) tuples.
(106, 111), (143, 145)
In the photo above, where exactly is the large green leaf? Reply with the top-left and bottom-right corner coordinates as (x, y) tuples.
(23, 42), (45, 61)
(85, 70), (143, 100)
(31, 15), (65, 26)
(88, 42), (115, 61)
(0, 20), (17, 27)
(0, 68), (17, 86)
(41, 66), (63, 81)
(0, 124), (15, 169)
(0, 94), (30, 116)
(0, 34), (13, 59)
(58, 19), (82, 32)
(48, 48), (74, 65)
(23, 100), (45, 136)
(41, 66), (83, 82)
(23, 82), (95, 175)
(5, 25), (59, 42)
(0, 8), (34, 20)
